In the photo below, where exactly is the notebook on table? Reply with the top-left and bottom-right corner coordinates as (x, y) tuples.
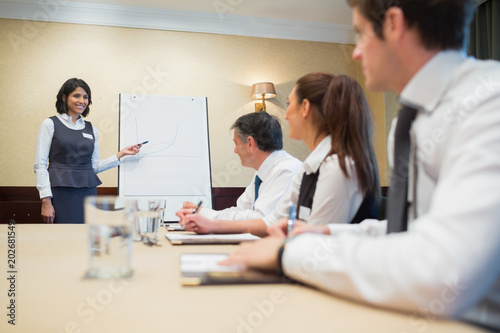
(164, 223), (185, 231)
(180, 253), (291, 286)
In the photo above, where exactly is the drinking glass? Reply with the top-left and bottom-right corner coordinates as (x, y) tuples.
(84, 196), (135, 279)
(134, 198), (166, 244)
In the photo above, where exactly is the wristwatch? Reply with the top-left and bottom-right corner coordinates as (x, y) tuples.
(276, 240), (289, 276)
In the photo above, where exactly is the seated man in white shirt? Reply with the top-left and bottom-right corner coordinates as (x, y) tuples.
(179, 112), (301, 221)
(222, 0), (500, 330)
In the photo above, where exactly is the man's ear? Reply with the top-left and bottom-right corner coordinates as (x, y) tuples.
(246, 136), (256, 152)
(383, 7), (405, 42)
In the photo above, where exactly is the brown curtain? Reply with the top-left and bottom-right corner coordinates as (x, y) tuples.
(468, 0), (500, 60)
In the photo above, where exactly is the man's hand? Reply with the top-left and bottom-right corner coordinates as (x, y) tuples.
(219, 235), (285, 271)
(182, 201), (197, 210)
(178, 212), (215, 234)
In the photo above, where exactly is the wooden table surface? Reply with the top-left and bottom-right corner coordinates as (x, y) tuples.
(0, 224), (489, 333)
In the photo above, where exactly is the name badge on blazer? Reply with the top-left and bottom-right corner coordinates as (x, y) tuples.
(298, 206), (311, 222)
(82, 133), (93, 139)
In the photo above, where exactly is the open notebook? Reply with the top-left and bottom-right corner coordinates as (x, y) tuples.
(180, 253), (291, 286)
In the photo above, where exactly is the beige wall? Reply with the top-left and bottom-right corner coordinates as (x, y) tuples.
(0, 18), (388, 189)
(384, 91), (400, 185)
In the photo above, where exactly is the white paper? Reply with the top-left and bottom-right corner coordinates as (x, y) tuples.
(165, 233), (260, 242)
(180, 254), (242, 273)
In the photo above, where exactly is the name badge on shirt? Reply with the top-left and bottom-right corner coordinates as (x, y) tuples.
(82, 133), (93, 139)
(298, 206), (311, 221)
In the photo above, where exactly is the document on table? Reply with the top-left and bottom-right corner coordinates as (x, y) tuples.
(164, 223), (185, 231)
(180, 253), (290, 286)
(180, 254), (240, 273)
(165, 233), (260, 245)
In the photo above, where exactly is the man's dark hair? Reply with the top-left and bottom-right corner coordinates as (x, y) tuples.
(230, 112), (283, 152)
(55, 78), (92, 117)
(347, 0), (476, 50)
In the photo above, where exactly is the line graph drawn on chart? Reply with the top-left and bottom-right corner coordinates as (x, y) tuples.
(119, 94), (212, 202)
(135, 122), (194, 159)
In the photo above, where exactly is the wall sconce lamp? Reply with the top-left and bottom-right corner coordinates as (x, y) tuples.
(251, 82), (276, 112)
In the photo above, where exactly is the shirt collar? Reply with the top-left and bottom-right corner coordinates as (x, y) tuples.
(59, 112), (85, 126)
(257, 150), (285, 182)
(400, 50), (467, 113)
(303, 135), (331, 174)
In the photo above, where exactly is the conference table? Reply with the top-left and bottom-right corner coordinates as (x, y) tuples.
(0, 224), (488, 333)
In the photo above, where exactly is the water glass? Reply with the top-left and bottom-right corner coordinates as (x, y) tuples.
(84, 196), (135, 279)
(135, 198), (166, 243)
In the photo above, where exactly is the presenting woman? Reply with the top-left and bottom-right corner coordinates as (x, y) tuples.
(177, 72), (380, 236)
(34, 78), (141, 223)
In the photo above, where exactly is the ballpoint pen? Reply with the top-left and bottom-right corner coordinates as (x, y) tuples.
(168, 201), (203, 231)
(134, 141), (148, 149)
(182, 201), (202, 230)
(172, 201), (202, 230)
(287, 202), (296, 236)
(192, 201), (203, 214)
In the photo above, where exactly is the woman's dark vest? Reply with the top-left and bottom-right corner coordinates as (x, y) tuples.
(296, 164), (378, 224)
(48, 116), (102, 188)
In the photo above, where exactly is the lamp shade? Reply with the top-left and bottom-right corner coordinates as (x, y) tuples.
(251, 82), (276, 99)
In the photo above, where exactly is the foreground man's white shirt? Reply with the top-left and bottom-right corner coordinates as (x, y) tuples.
(283, 51), (500, 330)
